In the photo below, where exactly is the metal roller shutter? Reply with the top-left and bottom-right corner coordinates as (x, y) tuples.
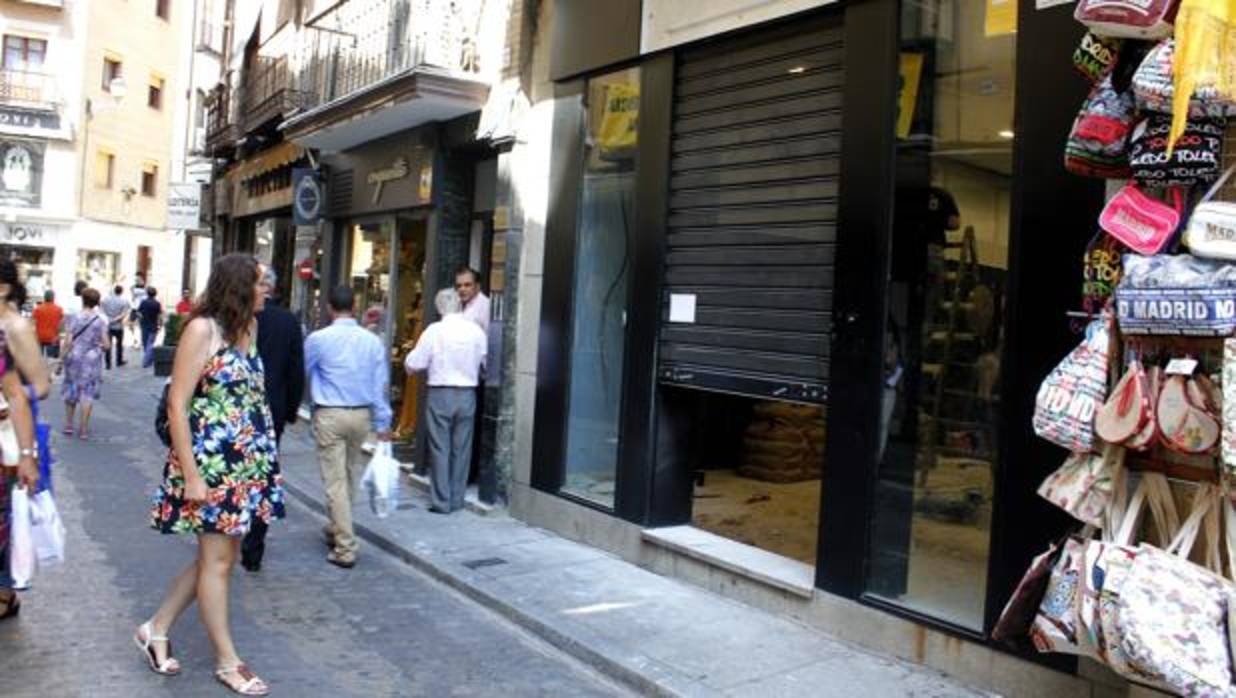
(657, 16), (842, 405)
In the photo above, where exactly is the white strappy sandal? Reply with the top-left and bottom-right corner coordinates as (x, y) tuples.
(133, 620), (181, 675)
(215, 664), (271, 696)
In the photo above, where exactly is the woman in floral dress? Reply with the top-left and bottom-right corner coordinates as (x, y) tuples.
(140, 254), (283, 696)
(0, 257), (41, 622)
(60, 287), (108, 439)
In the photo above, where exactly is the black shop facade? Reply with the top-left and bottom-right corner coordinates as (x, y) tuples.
(522, 0), (1108, 692)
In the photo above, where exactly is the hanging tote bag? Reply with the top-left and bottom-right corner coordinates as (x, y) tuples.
(993, 535), (1071, 651)
(1030, 533), (1096, 656)
(8, 485), (33, 590)
(1128, 113), (1225, 188)
(1038, 444), (1124, 528)
(1185, 164), (1236, 260)
(1099, 183), (1184, 255)
(1075, 0), (1180, 39)
(1033, 313), (1112, 453)
(1065, 76), (1138, 179)
(1114, 485), (1235, 695)
(1169, 0), (1236, 152)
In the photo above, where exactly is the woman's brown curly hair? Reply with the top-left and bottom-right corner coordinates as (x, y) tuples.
(189, 253), (260, 344)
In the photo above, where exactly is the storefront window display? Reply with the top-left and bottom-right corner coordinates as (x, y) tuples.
(560, 67), (640, 508)
(347, 217), (428, 454)
(77, 249), (121, 292)
(865, 3), (1015, 630)
(1, 244), (52, 311)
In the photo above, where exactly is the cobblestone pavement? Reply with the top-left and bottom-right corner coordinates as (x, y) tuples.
(0, 364), (630, 698)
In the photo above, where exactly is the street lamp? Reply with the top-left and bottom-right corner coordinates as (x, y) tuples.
(76, 77), (127, 214)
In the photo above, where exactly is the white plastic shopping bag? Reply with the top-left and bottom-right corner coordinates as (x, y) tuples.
(8, 486), (34, 589)
(28, 490), (65, 566)
(361, 442), (400, 518)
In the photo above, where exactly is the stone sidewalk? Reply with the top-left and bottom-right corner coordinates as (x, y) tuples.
(275, 422), (991, 698)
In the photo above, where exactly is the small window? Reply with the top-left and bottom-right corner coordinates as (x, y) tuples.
(141, 163), (157, 197)
(155, 0), (170, 20)
(148, 76), (163, 109)
(3, 36), (46, 71)
(102, 57), (122, 92)
(95, 151), (114, 189)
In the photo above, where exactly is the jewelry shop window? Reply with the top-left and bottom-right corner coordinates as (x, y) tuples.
(560, 67), (640, 508)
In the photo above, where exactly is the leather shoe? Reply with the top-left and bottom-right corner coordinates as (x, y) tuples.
(427, 506), (450, 515)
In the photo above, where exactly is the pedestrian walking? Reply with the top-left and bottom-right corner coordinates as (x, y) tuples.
(66, 279), (87, 318)
(175, 289), (193, 316)
(241, 268), (304, 572)
(138, 287), (162, 368)
(404, 288), (486, 514)
(144, 254), (282, 696)
(305, 285), (391, 568)
(129, 275), (147, 349)
(60, 288), (107, 440)
(0, 258), (43, 622)
(101, 284), (130, 369)
(32, 290), (63, 361)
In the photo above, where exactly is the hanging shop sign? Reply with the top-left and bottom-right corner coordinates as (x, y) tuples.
(293, 167), (323, 225)
(167, 182), (205, 230)
(0, 138), (43, 208)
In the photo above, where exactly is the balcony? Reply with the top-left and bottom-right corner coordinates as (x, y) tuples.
(0, 70), (58, 110)
(204, 85), (240, 152)
(196, 20), (224, 55)
(283, 0), (489, 151)
(241, 55), (308, 134)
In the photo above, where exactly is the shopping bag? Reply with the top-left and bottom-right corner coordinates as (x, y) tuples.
(8, 485), (34, 590)
(30, 392), (52, 494)
(1037, 445), (1123, 529)
(28, 490), (64, 566)
(1032, 312), (1112, 452)
(361, 442), (400, 518)
(992, 536), (1068, 650)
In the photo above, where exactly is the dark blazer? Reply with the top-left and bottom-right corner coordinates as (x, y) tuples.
(257, 303), (305, 440)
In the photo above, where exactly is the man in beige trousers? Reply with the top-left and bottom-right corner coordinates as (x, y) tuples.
(304, 286), (392, 568)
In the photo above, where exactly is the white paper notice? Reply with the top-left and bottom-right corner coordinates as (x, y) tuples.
(669, 294), (697, 324)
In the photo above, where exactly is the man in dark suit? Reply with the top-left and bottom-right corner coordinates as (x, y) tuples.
(242, 268), (305, 572)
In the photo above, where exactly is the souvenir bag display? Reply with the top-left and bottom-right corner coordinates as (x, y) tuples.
(1132, 39), (1235, 118)
(1128, 113), (1224, 188)
(1033, 313), (1111, 452)
(1065, 76), (1137, 179)
(1099, 184), (1183, 255)
(1074, 0), (1179, 39)
(1038, 444), (1124, 529)
(1114, 485), (1234, 695)
(1029, 533), (1095, 656)
(993, 536), (1070, 651)
(1156, 369), (1221, 453)
(1095, 361), (1151, 444)
(1074, 32), (1122, 83)
(1115, 254), (1236, 335)
(1185, 164), (1236, 261)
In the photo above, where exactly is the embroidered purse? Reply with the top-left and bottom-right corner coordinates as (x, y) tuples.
(1099, 184), (1183, 255)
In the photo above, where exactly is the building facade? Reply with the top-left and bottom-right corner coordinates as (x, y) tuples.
(0, 0), (190, 308)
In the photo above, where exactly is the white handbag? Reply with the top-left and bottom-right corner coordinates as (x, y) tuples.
(1185, 165), (1236, 261)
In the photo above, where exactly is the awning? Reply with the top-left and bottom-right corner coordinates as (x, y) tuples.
(225, 141), (305, 184)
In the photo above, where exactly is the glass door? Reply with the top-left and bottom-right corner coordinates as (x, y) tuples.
(864, 0), (1017, 630)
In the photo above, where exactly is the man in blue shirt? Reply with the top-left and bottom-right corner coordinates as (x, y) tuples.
(304, 285), (392, 569)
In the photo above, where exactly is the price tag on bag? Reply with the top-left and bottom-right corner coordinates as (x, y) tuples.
(1165, 358), (1199, 375)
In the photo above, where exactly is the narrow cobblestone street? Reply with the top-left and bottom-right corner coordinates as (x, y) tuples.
(0, 363), (630, 697)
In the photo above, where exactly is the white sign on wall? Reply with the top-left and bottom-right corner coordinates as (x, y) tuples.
(0, 221), (61, 245)
(642, 0), (839, 54)
(167, 182), (204, 230)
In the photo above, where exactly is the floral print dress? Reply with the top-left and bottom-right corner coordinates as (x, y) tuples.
(61, 310), (105, 405)
(151, 334), (285, 536)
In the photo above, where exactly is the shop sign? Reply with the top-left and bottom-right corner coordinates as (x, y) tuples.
(0, 221), (60, 246)
(0, 138), (43, 208)
(367, 157), (409, 205)
(0, 106), (60, 133)
(167, 182), (205, 230)
(293, 168), (323, 225)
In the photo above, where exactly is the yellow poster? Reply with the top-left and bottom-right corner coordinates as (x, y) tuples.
(897, 52), (924, 140)
(985, 0), (1017, 37)
(597, 82), (640, 152)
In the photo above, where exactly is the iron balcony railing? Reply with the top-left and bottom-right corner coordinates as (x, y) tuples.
(0, 70), (58, 109)
(298, 0), (484, 109)
(204, 84), (239, 150)
(241, 55), (308, 133)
